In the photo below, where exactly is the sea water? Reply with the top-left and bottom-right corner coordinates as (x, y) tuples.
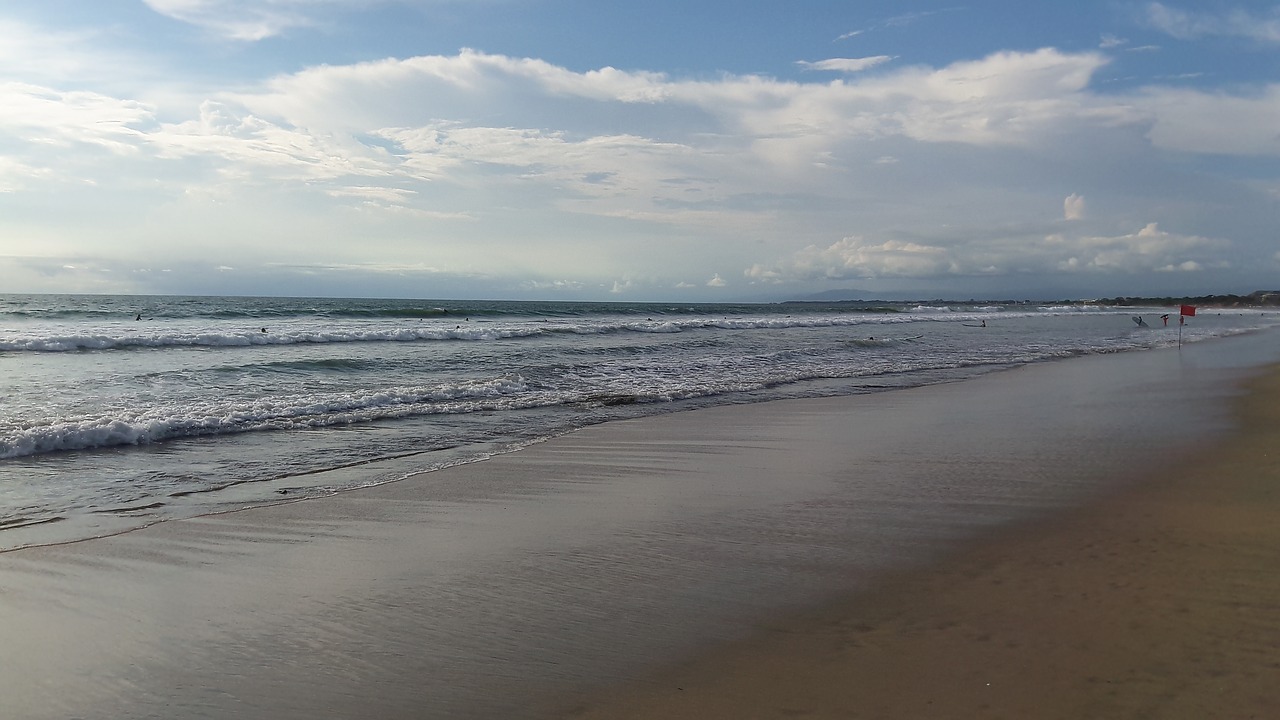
(1, 294), (1274, 550)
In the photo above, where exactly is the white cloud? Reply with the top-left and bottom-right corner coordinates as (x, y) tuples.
(747, 223), (1228, 282)
(1137, 85), (1280, 156)
(0, 82), (153, 153)
(882, 9), (963, 28)
(841, 8), (964, 39)
(748, 236), (956, 281)
(1145, 2), (1280, 43)
(712, 48), (1119, 154)
(1064, 193), (1085, 220)
(143, 0), (322, 41)
(706, 273), (727, 287)
(0, 156), (52, 192)
(3, 42), (1275, 297)
(3, 45), (1259, 198)
(522, 279), (587, 292)
(123, 42), (1272, 226)
(797, 56), (894, 73)
(148, 100), (393, 182)
(325, 185), (417, 203)
(240, 51), (673, 130)
(233, 47), (1118, 155)
(1156, 260), (1203, 272)
(1058, 223), (1227, 273)
(0, 20), (109, 83)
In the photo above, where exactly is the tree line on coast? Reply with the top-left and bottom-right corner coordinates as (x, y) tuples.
(1088, 290), (1280, 308)
(783, 290), (1280, 309)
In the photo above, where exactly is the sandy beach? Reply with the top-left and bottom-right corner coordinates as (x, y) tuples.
(559, 364), (1280, 720)
(1, 332), (1278, 719)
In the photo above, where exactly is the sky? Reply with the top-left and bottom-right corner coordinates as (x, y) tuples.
(1, 1), (1278, 302)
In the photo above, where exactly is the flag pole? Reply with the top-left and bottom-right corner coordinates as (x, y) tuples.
(1178, 304), (1196, 348)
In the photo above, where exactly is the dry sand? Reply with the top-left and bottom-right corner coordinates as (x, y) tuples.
(558, 366), (1280, 720)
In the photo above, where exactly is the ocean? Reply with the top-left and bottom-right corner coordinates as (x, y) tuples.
(2, 293), (1275, 551)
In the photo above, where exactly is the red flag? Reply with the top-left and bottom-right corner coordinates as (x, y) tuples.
(1180, 305), (1196, 316)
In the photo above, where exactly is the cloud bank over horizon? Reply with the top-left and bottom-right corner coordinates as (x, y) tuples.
(1, 1), (1277, 301)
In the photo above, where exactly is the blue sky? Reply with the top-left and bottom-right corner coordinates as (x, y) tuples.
(2, 1), (1277, 301)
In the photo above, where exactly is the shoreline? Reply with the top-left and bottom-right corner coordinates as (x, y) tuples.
(1, 337), (1277, 719)
(2, 308), (1273, 554)
(554, 362), (1280, 719)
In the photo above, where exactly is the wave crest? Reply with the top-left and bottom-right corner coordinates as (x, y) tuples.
(0, 376), (529, 459)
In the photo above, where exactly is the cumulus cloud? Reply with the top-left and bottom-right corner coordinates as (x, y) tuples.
(1064, 193), (1085, 220)
(231, 46), (1118, 153)
(706, 273), (727, 287)
(4, 40), (1276, 297)
(1063, 222), (1227, 272)
(747, 223), (1227, 283)
(1157, 260), (1202, 272)
(744, 47), (1118, 150)
(748, 236), (957, 281)
(239, 50), (672, 130)
(14, 43), (1251, 208)
(522, 278), (586, 292)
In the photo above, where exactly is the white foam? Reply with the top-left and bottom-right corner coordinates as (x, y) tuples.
(0, 376), (531, 459)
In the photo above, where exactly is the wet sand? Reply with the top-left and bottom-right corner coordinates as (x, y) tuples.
(559, 365), (1280, 720)
(1, 334), (1277, 719)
